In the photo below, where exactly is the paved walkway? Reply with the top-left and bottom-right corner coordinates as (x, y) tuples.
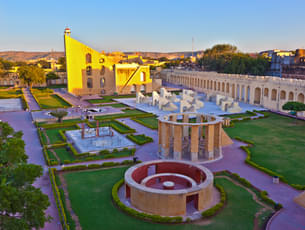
(22, 87), (40, 110)
(0, 111), (61, 230)
(53, 89), (91, 107)
(203, 141), (305, 230)
(117, 118), (159, 162)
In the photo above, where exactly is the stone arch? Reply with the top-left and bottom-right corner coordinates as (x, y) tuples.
(226, 83), (229, 93)
(217, 82), (220, 91)
(241, 85), (245, 101)
(222, 82), (225, 92)
(271, 89), (277, 101)
(130, 84), (136, 93)
(100, 77), (105, 88)
(140, 72), (146, 82)
(246, 86), (250, 103)
(280, 90), (286, 100)
(254, 87), (261, 104)
(214, 81), (216, 90)
(236, 84), (240, 99)
(87, 78), (93, 88)
(86, 53), (92, 63)
(204, 80), (206, 88)
(207, 80), (210, 89)
(86, 66), (92, 76)
(297, 93), (304, 103)
(264, 88), (269, 97)
(232, 84), (235, 98)
(140, 84), (146, 93)
(288, 92), (294, 100)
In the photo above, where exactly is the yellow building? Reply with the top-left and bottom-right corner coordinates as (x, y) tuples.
(64, 28), (153, 96)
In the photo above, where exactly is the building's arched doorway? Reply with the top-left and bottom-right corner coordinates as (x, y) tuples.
(254, 87), (261, 104)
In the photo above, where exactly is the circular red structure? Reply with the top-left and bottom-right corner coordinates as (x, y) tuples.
(124, 160), (214, 216)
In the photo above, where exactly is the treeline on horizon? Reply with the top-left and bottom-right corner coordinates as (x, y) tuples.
(197, 44), (270, 76)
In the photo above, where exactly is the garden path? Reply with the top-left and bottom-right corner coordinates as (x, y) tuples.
(22, 87), (40, 110)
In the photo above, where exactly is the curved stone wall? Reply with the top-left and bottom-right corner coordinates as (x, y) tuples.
(124, 160), (214, 216)
(158, 112), (232, 162)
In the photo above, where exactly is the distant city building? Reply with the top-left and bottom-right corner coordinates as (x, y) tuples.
(260, 49), (305, 79)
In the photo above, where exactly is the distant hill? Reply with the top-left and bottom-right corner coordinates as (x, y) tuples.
(0, 51), (65, 61)
(125, 51), (204, 59)
(0, 50), (204, 62)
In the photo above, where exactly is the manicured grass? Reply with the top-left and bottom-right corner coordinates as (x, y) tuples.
(87, 95), (135, 104)
(32, 88), (71, 109)
(132, 116), (158, 129)
(63, 168), (267, 230)
(222, 110), (256, 119)
(98, 103), (127, 108)
(94, 108), (147, 120)
(44, 125), (79, 145)
(126, 134), (153, 145)
(224, 112), (305, 185)
(89, 120), (135, 134)
(0, 88), (22, 98)
(47, 147), (134, 165)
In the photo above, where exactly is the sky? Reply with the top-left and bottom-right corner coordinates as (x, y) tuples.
(0, 0), (305, 53)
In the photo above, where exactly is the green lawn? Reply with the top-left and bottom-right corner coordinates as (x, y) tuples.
(0, 88), (22, 98)
(89, 120), (135, 134)
(43, 125), (79, 145)
(47, 147), (134, 165)
(224, 112), (305, 185)
(126, 134), (153, 145)
(94, 108), (147, 120)
(98, 103), (127, 108)
(132, 116), (158, 129)
(32, 88), (71, 109)
(221, 110), (256, 119)
(63, 167), (267, 230)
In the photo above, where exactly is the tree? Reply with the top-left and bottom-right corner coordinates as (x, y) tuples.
(282, 101), (305, 117)
(57, 57), (66, 72)
(0, 122), (51, 230)
(50, 109), (68, 122)
(17, 65), (45, 88)
(36, 60), (50, 69)
(46, 72), (59, 85)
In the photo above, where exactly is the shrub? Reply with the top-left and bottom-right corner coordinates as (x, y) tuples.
(63, 160), (71, 164)
(49, 168), (70, 230)
(112, 179), (183, 223)
(61, 165), (87, 171)
(99, 149), (110, 155)
(103, 154), (115, 159)
(101, 162), (120, 167)
(201, 184), (226, 218)
(87, 164), (102, 169)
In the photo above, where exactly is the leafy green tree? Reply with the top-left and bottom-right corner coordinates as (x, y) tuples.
(282, 101), (305, 117)
(46, 72), (59, 85)
(17, 65), (45, 88)
(36, 60), (50, 69)
(0, 122), (51, 230)
(50, 109), (68, 122)
(57, 57), (66, 72)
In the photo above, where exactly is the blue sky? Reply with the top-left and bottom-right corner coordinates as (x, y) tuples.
(0, 0), (304, 53)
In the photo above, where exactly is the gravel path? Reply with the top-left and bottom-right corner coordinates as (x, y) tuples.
(22, 87), (40, 110)
(0, 111), (61, 230)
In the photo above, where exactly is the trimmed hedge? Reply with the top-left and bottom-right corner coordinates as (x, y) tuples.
(112, 179), (183, 223)
(131, 116), (158, 130)
(201, 184), (226, 218)
(49, 168), (70, 230)
(60, 160), (136, 172)
(126, 134), (153, 145)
